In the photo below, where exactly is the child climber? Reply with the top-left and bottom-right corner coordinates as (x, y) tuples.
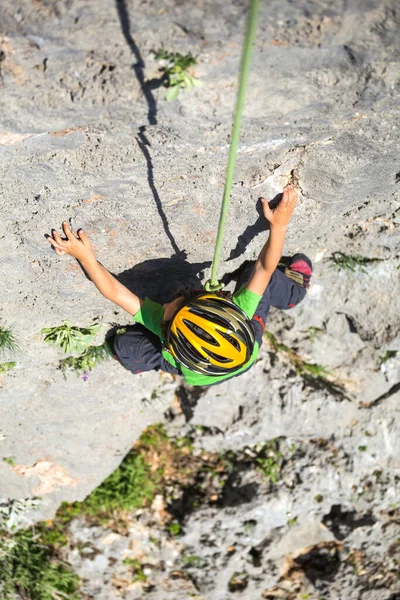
(46, 184), (312, 387)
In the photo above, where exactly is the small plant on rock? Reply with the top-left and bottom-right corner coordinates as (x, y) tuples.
(167, 522), (182, 536)
(307, 326), (325, 343)
(0, 324), (19, 375)
(183, 554), (203, 568)
(42, 321), (101, 355)
(263, 330), (349, 399)
(329, 251), (382, 273)
(122, 557), (147, 582)
(0, 497), (41, 531)
(0, 362), (16, 374)
(0, 527), (80, 600)
(380, 350), (397, 364)
(155, 49), (202, 101)
(228, 571), (249, 592)
(255, 439), (283, 484)
(59, 341), (113, 378)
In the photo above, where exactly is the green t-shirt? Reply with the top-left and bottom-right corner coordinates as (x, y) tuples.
(132, 286), (262, 387)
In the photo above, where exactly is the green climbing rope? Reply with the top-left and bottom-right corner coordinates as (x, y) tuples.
(205, 0), (261, 292)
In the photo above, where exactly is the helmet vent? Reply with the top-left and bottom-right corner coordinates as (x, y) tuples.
(219, 330), (241, 351)
(188, 307), (229, 329)
(183, 319), (218, 345)
(207, 350), (233, 364)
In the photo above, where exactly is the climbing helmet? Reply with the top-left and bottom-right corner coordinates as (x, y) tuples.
(166, 292), (255, 376)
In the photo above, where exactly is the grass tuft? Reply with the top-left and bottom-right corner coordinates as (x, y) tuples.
(0, 325), (19, 355)
(82, 452), (156, 515)
(264, 331), (333, 381)
(329, 251), (382, 272)
(264, 330), (349, 399)
(0, 528), (80, 600)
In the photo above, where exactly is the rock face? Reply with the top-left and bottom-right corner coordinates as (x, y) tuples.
(0, 0), (399, 597)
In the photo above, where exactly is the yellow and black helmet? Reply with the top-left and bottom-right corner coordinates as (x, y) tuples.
(166, 292), (255, 376)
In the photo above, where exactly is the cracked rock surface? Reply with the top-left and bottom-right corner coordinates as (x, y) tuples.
(0, 0), (399, 597)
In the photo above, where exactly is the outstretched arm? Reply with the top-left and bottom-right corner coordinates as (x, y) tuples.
(246, 184), (297, 296)
(46, 222), (143, 316)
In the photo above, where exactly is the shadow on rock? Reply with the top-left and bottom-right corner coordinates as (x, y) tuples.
(115, 255), (211, 304)
(225, 195), (283, 262)
(290, 541), (342, 585)
(174, 384), (208, 422)
(322, 504), (376, 541)
(136, 126), (182, 257)
(219, 480), (259, 507)
(115, 0), (160, 125)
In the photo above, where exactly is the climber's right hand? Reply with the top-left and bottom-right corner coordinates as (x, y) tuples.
(46, 222), (95, 263)
(261, 183), (297, 230)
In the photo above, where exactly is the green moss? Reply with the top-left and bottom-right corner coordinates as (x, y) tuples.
(167, 522), (182, 536)
(244, 520), (256, 534)
(173, 436), (195, 451)
(358, 445), (367, 452)
(59, 426), (173, 520)
(264, 331), (332, 379)
(314, 494), (324, 503)
(36, 522), (69, 548)
(2, 457), (15, 466)
(264, 330), (291, 354)
(297, 362), (332, 379)
(56, 501), (85, 525)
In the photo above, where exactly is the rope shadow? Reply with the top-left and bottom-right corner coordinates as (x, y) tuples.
(115, 0), (160, 125)
(136, 126), (182, 256)
(115, 0), (179, 257)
